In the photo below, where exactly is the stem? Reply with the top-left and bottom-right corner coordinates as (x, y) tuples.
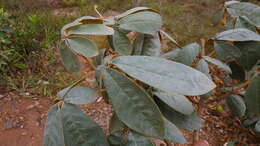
(208, 50), (215, 57)
(62, 76), (86, 98)
(159, 30), (183, 49)
(94, 5), (103, 18)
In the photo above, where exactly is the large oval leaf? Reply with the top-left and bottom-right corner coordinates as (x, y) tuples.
(212, 8), (225, 26)
(61, 103), (109, 146)
(112, 56), (216, 96)
(160, 48), (181, 60)
(57, 86), (98, 104)
(44, 104), (109, 146)
(248, 7), (260, 28)
(44, 105), (65, 146)
(214, 41), (241, 61)
(245, 74), (260, 116)
(125, 131), (154, 146)
(214, 28), (260, 41)
(226, 2), (258, 17)
(118, 11), (162, 35)
(203, 56), (232, 73)
(67, 37), (98, 58)
(67, 24), (114, 36)
(112, 29), (132, 55)
(157, 99), (202, 131)
(235, 16), (256, 32)
(103, 68), (165, 138)
(59, 41), (80, 73)
(154, 91), (194, 115)
(235, 41), (260, 70)
(175, 42), (201, 66)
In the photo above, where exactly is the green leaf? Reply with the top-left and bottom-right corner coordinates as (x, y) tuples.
(203, 56), (232, 73)
(235, 41), (260, 70)
(109, 114), (125, 134)
(154, 91), (194, 115)
(225, 19), (235, 30)
(57, 86), (98, 104)
(125, 131), (154, 146)
(157, 99), (202, 131)
(103, 68), (165, 138)
(67, 24), (114, 36)
(248, 7), (260, 28)
(61, 103), (109, 146)
(118, 11), (162, 35)
(255, 119), (260, 133)
(115, 7), (157, 20)
(67, 37), (98, 58)
(44, 105), (65, 146)
(175, 43), (200, 66)
(141, 33), (161, 56)
(229, 61), (246, 81)
(235, 16), (256, 32)
(243, 117), (259, 127)
(214, 41), (241, 61)
(132, 33), (144, 55)
(112, 29), (132, 55)
(160, 49), (181, 60)
(226, 95), (246, 116)
(112, 56), (216, 96)
(108, 131), (127, 146)
(225, 2), (258, 18)
(44, 104), (109, 146)
(245, 74), (260, 117)
(212, 8), (225, 26)
(163, 119), (187, 144)
(196, 59), (210, 78)
(214, 28), (260, 41)
(59, 41), (80, 73)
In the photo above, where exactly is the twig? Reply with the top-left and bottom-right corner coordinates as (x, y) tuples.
(206, 80), (250, 104)
(159, 30), (183, 49)
(94, 5), (103, 18)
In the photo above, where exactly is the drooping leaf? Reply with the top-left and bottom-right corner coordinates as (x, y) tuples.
(44, 104), (109, 146)
(245, 74), (260, 116)
(214, 28), (260, 41)
(125, 131), (154, 146)
(226, 95), (246, 116)
(118, 11), (162, 35)
(59, 41), (80, 73)
(255, 119), (260, 133)
(160, 48), (181, 60)
(76, 16), (104, 24)
(141, 33), (161, 56)
(132, 33), (145, 55)
(154, 91), (194, 115)
(115, 7), (158, 20)
(212, 8), (225, 26)
(196, 59), (210, 78)
(163, 119), (187, 144)
(203, 56), (232, 73)
(67, 24), (114, 36)
(175, 43), (200, 66)
(103, 68), (165, 138)
(112, 29), (132, 55)
(57, 86), (98, 104)
(44, 105), (65, 146)
(214, 41), (241, 61)
(157, 99), (202, 131)
(235, 41), (260, 70)
(67, 37), (98, 58)
(112, 56), (216, 96)
(109, 114), (125, 134)
(61, 103), (109, 146)
(235, 16), (256, 32)
(243, 117), (259, 127)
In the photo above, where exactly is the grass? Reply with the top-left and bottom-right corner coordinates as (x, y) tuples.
(0, 0), (245, 97)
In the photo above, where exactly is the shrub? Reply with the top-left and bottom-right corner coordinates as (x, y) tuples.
(44, 7), (217, 145)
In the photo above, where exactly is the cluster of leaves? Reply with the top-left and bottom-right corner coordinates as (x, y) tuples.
(212, 0), (260, 134)
(44, 7), (218, 145)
